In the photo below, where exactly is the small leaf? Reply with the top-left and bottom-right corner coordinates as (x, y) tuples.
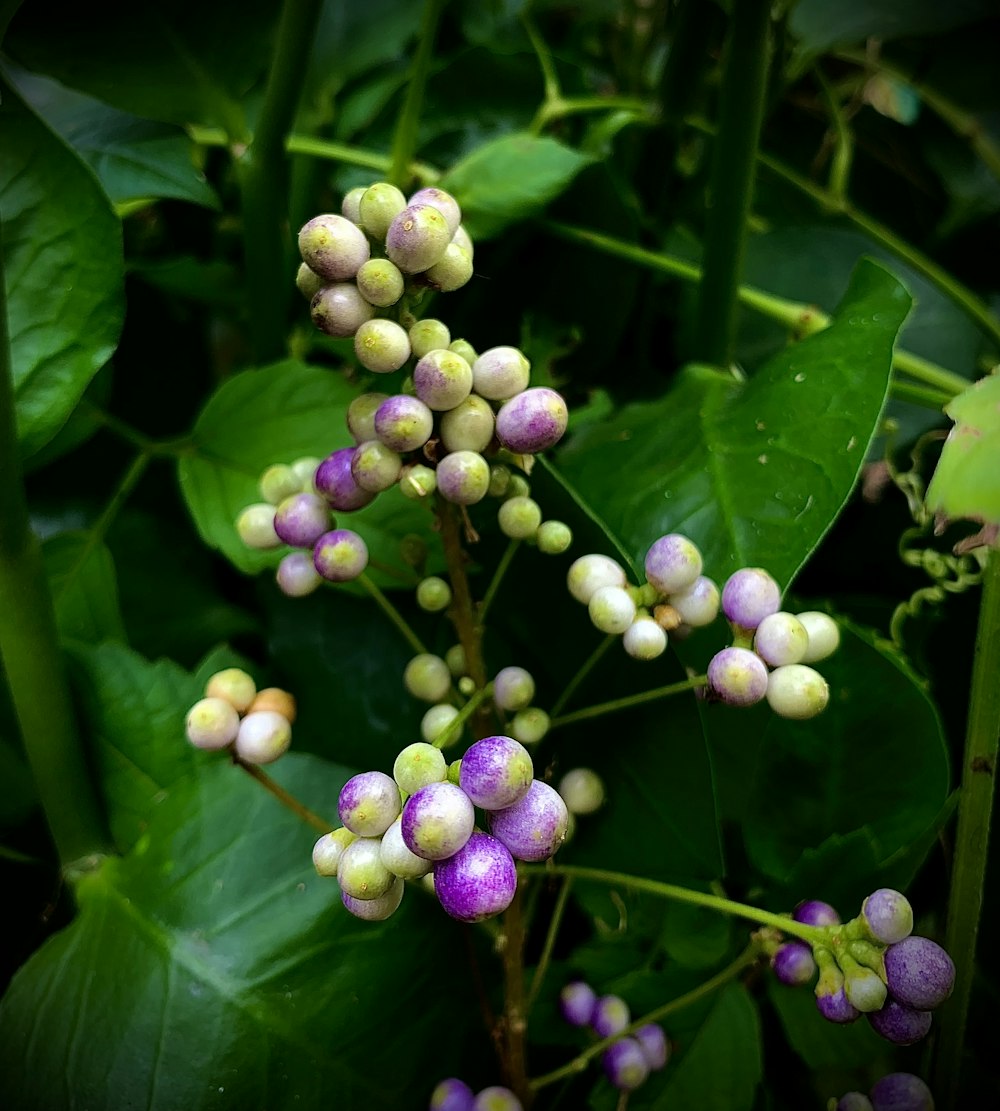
(440, 133), (592, 239)
(43, 533), (125, 644)
(768, 980), (883, 1069)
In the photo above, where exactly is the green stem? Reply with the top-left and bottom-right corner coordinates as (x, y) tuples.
(239, 0), (323, 364)
(550, 635), (616, 718)
(550, 675), (708, 730)
(234, 756), (333, 834)
(439, 500), (489, 693)
(432, 683), (494, 749)
(526, 876), (573, 1014)
(480, 540), (520, 622)
(358, 572), (428, 655)
(694, 0), (772, 367)
(815, 66), (854, 200)
(0, 230), (109, 867)
(388, 0), (446, 189)
(79, 401), (190, 457)
(933, 551), (1000, 1108)
(544, 221), (970, 397)
(889, 380), (950, 410)
(527, 864), (824, 943)
(529, 943), (760, 1090)
(522, 10), (561, 106)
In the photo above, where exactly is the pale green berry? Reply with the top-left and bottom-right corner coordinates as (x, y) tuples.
(416, 576), (452, 612)
(536, 520), (572, 554)
(351, 440), (402, 493)
(567, 554), (626, 603)
(337, 836), (395, 900)
(421, 702), (461, 746)
(185, 697), (239, 750)
(234, 710), (292, 765)
(355, 258), (405, 307)
(439, 395), (495, 453)
(424, 242), (474, 291)
(622, 616), (667, 659)
(447, 759), (462, 785)
(399, 463), (437, 500)
(393, 741), (448, 793)
(354, 318), (411, 373)
(258, 463), (301, 506)
(493, 666), (535, 712)
(766, 665), (830, 720)
(436, 450), (490, 505)
(341, 186), (366, 223)
(506, 475), (531, 499)
(295, 262), (323, 300)
(358, 182), (407, 239)
(379, 818), (432, 878)
(558, 768), (605, 814)
(458, 676), (476, 696)
(312, 827), (356, 876)
(488, 464), (511, 498)
(290, 456), (321, 492)
(445, 644), (467, 677)
(452, 224), (474, 257)
(347, 392), (389, 443)
(408, 318), (451, 357)
(497, 496), (542, 540)
(754, 612), (809, 667)
(236, 503), (281, 550)
(797, 611), (841, 662)
(589, 585), (636, 634)
(205, 668), (257, 713)
(404, 654), (452, 702)
(510, 707), (549, 745)
(448, 338), (477, 364)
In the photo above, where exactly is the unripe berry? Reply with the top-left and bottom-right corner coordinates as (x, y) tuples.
(433, 832), (516, 922)
(236, 503), (281, 549)
(844, 966), (888, 1012)
(495, 387), (568, 453)
(205, 668), (257, 713)
(797, 611), (841, 662)
(506, 475), (530, 499)
(354, 318), (411, 373)
(644, 533), (702, 595)
(354, 258), (405, 307)
(234, 710), (292, 764)
(558, 768), (605, 814)
(404, 654), (452, 703)
(458, 677), (476, 696)
(867, 1000), (932, 1045)
(337, 836), (395, 900)
(487, 464), (511, 498)
(447, 759), (462, 785)
(393, 742), (448, 794)
(385, 203), (451, 273)
(498, 496), (542, 540)
(357, 182), (407, 239)
(440, 395), (495, 453)
(448, 338), (477, 364)
(863, 889), (914, 944)
(413, 349), (474, 411)
(290, 456), (321, 492)
(591, 994), (630, 1037)
(342, 875), (405, 921)
(452, 224), (474, 257)
(402, 781), (475, 860)
(668, 575), (720, 627)
(421, 703), (461, 747)
(488, 780), (568, 861)
(424, 242), (474, 291)
(493, 666), (535, 712)
(248, 688), (297, 722)
(298, 213), (370, 281)
(314, 448), (376, 512)
(589, 584), (636, 634)
(185, 697), (239, 750)
(707, 647), (769, 706)
(396, 463), (436, 500)
(416, 575), (452, 612)
(472, 346), (530, 401)
(559, 981), (596, 1027)
(429, 1078), (475, 1111)
(259, 463), (301, 506)
(311, 283), (374, 337)
(567, 553), (627, 604)
(754, 611), (809, 666)
(408, 318), (450, 357)
(312, 827), (356, 876)
(772, 941), (817, 986)
(623, 616), (667, 659)
(445, 644), (467, 677)
(602, 1038), (649, 1092)
(472, 1089), (522, 1111)
(722, 567), (781, 630)
(379, 817), (433, 879)
(836, 1095), (874, 1111)
(313, 528), (368, 582)
(338, 770), (402, 837)
(869, 1073), (934, 1111)
(351, 439), (402, 492)
(884, 936), (955, 1010)
(295, 262), (323, 301)
(510, 707), (549, 745)
(459, 735), (534, 810)
(408, 187), (462, 236)
(634, 1023), (670, 1070)
(536, 520), (572, 554)
(273, 492), (331, 548)
(766, 664), (830, 719)
(347, 392), (390, 444)
(436, 451), (491, 505)
(373, 395), (433, 453)
(341, 186), (366, 223)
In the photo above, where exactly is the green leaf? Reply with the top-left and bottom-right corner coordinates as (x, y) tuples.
(791, 0), (996, 53)
(925, 373), (1000, 533)
(768, 980), (883, 1069)
(0, 738), (38, 827)
(439, 133), (592, 239)
(0, 755), (480, 1111)
(177, 360), (440, 585)
(661, 902), (734, 970)
(743, 621), (950, 883)
(0, 76), (124, 456)
(43, 533), (125, 644)
(557, 260), (912, 590)
(652, 984), (762, 1111)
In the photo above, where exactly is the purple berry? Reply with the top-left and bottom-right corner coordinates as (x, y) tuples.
(314, 448), (376, 512)
(634, 1023), (669, 1070)
(816, 987), (860, 1024)
(602, 1038), (649, 1091)
(591, 994), (630, 1038)
(794, 899), (841, 927)
(721, 567), (781, 630)
(273, 492), (331, 548)
(310, 283), (374, 337)
(559, 981), (597, 1027)
(644, 534), (702, 595)
(401, 781), (475, 861)
(495, 387), (568, 454)
(707, 646), (769, 706)
(374, 395), (434, 453)
(884, 936), (955, 1011)
(413, 349), (474, 411)
(385, 203), (452, 273)
(276, 551), (322, 597)
(433, 832), (517, 922)
(459, 735), (533, 810)
(298, 214), (370, 281)
(430, 1078), (475, 1111)
(341, 875), (404, 921)
(488, 780), (568, 862)
(863, 889), (914, 944)
(338, 770), (401, 837)
(313, 528), (368, 582)
(837, 1095), (874, 1111)
(772, 941), (817, 986)
(867, 999), (933, 1045)
(870, 1073), (935, 1111)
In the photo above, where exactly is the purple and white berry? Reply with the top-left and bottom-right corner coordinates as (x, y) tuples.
(393, 741), (448, 794)
(425, 243), (474, 292)
(409, 318), (450, 358)
(416, 576), (452, 613)
(337, 836), (395, 900)
(669, 575), (720, 627)
(436, 451), (491, 505)
(794, 899), (840, 927)
(342, 875), (404, 921)
(355, 258), (405, 308)
(185, 697), (240, 750)
(433, 832), (517, 922)
(413, 349), (474, 411)
(884, 936), (955, 1010)
(374, 395), (434, 453)
(347, 393), (389, 444)
(816, 986), (861, 1024)
(313, 528), (369, 582)
(634, 1023), (670, 1070)
(509, 707), (550, 746)
(772, 941), (817, 986)
(557, 768), (605, 815)
(351, 440), (402, 493)
(400, 464), (438, 500)
(440, 395), (495, 453)
(338, 770), (402, 836)
(402, 781), (475, 861)
(310, 283), (374, 337)
(357, 182), (407, 239)
(766, 664), (830, 719)
(421, 703), (461, 747)
(404, 654), (452, 703)
(380, 817), (433, 879)
(314, 449), (376, 512)
(408, 187), (462, 236)
(495, 387), (568, 454)
(298, 214), (370, 281)
(559, 981), (596, 1027)
(430, 1078), (475, 1111)
(707, 647), (769, 706)
(863, 889), (914, 944)
(459, 735), (533, 810)
(797, 611), (841, 662)
(259, 463), (302, 505)
(623, 616), (668, 659)
(312, 827), (357, 876)
(385, 203), (452, 273)
(867, 999), (932, 1045)
(567, 554), (627, 604)
(493, 667), (535, 712)
(488, 780), (568, 861)
(837, 1095), (875, 1111)
(645, 534), (702, 595)
(236, 503), (281, 549)
(591, 994), (630, 1038)
(273, 492), (331, 548)
(536, 520), (573, 555)
(589, 585), (637, 634)
(870, 1073), (935, 1111)
(602, 1038), (649, 1092)
(721, 567), (781, 630)
(354, 319), (411, 374)
(471, 346), (530, 401)
(234, 710), (292, 764)
(471, 1086), (522, 1111)
(497, 496), (542, 540)
(754, 612), (809, 666)
(277, 551), (323, 597)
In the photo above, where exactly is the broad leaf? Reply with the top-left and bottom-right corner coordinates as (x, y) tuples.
(43, 533), (125, 645)
(768, 980), (883, 1070)
(0, 76), (124, 456)
(557, 260), (912, 590)
(791, 0), (996, 53)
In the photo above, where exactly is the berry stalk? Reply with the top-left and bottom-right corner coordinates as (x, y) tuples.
(549, 675), (709, 730)
(358, 572), (429, 656)
(388, 0), (446, 189)
(234, 755), (333, 835)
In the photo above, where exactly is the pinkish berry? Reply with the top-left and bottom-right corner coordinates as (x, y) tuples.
(559, 981), (596, 1027)
(429, 1078), (475, 1111)
(772, 941), (817, 986)
(816, 987), (860, 1024)
(492, 667), (535, 712)
(298, 214), (370, 281)
(436, 451), (490, 505)
(644, 534), (702, 594)
(884, 936), (955, 1010)
(276, 551), (322, 597)
(591, 994), (630, 1038)
(313, 528), (369, 582)
(459, 735), (533, 810)
(338, 770), (401, 837)
(310, 283), (374, 337)
(374, 395), (434, 453)
(433, 832), (517, 922)
(488, 780), (568, 861)
(863, 889), (914, 944)
(495, 388), (568, 454)
(413, 349), (473, 411)
(273, 492), (330, 548)
(793, 899), (841, 927)
(870, 1073), (934, 1111)
(401, 781), (475, 861)
(602, 1038), (649, 1092)
(385, 203), (452, 273)
(408, 187), (462, 235)
(721, 567), (781, 630)
(341, 876), (404, 921)
(634, 1023), (669, 1070)
(314, 448), (376, 512)
(707, 646), (769, 706)
(867, 999), (932, 1045)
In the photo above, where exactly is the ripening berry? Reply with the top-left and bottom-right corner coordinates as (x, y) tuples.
(452, 224), (474, 258)
(766, 664), (830, 719)
(634, 1023), (669, 1070)
(273, 492), (331, 548)
(772, 941), (817, 986)
(408, 318), (451, 357)
(567, 553), (627, 604)
(313, 529), (369, 582)
(440, 395), (495, 453)
(797, 611), (841, 662)
(402, 781), (475, 861)
(867, 1000), (932, 1046)
(794, 899), (840, 927)
(883, 936), (955, 1011)
(836, 1095), (874, 1111)
(536, 520), (572, 554)
(429, 1078), (475, 1111)
(602, 1038), (649, 1092)
(347, 392), (390, 444)
(459, 735), (534, 810)
(357, 182), (407, 239)
(337, 836), (396, 900)
(354, 319), (411, 374)
(421, 703), (461, 747)
(185, 697), (239, 750)
(589, 585), (637, 634)
(342, 875), (405, 921)
(205, 668), (257, 713)
(623, 616), (667, 659)
(498, 496), (542, 540)
(591, 994), (630, 1038)
(436, 451), (490, 505)
(488, 780), (568, 861)
(510, 707), (549, 745)
(669, 575), (720, 627)
(338, 770), (402, 837)
(495, 387), (568, 453)
(355, 258), (405, 307)
(471, 346), (530, 401)
(754, 612), (809, 667)
(869, 1073), (934, 1111)
(385, 203), (452, 273)
(493, 666), (535, 712)
(236, 503), (281, 549)
(234, 710), (292, 764)
(399, 463), (438, 500)
(644, 534), (702, 595)
(295, 263), (323, 301)
(721, 567), (781, 630)
(248, 687), (297, 722)
(393, 742), (448, 794)
(707, 646), (769, 706)
(433, 832), (517, 923)
(351, 440), (402, 493)
(408, 187), (462, 236)
(404, 654), (452, 703)
(341, 186), (366, 223)
(298, 214), (370, 281)
(374, 395), (433, 453)
(312, 827), (356, 876)
(379, 817), (433, 879)
(259, 463), (301, 506)
(413, 349), (474, 411)
(416, 576), (452, 612)
(863, 889), (914, 945)
(558, 768), (605, 814)
(559, 981), (596, 1027)
(425, 242), (474, 292)
(844, 966), (888, 1013)
(311, 283), (375, 337)
(314, 448), (376, 512)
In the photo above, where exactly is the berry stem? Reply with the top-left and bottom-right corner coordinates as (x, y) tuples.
(438, 499), (489, 695)
(528, 942), (761, 1091)
(357, 572), (429, 656)
(501, 882), (530, 1102)
(432, 683), (494, 748)
(932, 549), (1000, 1108)
(233, 755), (333, 834)
(480, 540), (521, 622)
(889, 380), (953, 411)
(526, 864), (826, 943)
(813, 65), (854, 202)
(549, 674), (709, 729)
(388, 0), (446, 190)
(0, 230), (110, 868)
(550, 635), (617, 718)
(525, 876), (573, 1015)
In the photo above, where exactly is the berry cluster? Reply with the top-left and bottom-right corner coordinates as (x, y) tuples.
(768, 889), (954, 1046)
(428, 1079), (521, 1111)
(559, 982), (670, 1092)
(185, 668), (295, 764)
(832, 1072), (935, 1111)
(313, 733), (568, 923)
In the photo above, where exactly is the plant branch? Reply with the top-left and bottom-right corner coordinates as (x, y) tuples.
(480, 540), (520, 622)
(439, 499), (489, 693)
(814, 66), (854, 200)
(526, 876), (573, 1014)
(388, 0), (446, 189)
(889, 380), (951, 410)
(234, 755), (333, 834)
(550, 675), (708, 730)
(358, 572), (428, 655)
(501, 882), (530, 1101)
(933, 550), (1000, 1108)
(550, 635), (616, 718)
(432, 683), (494, 749)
